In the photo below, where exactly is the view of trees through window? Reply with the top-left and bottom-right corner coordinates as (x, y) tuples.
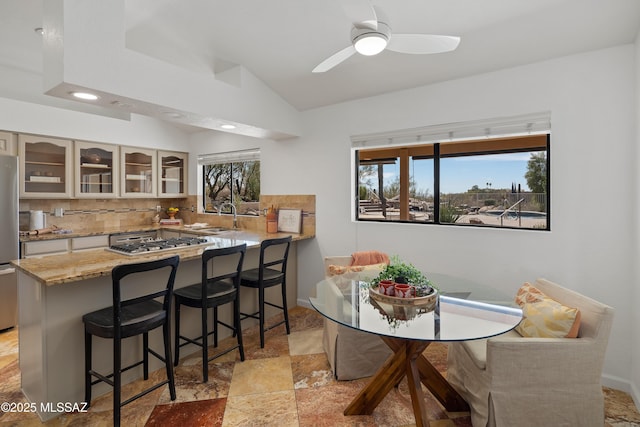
(203, 161), (260, 215)
(357, 135), (549, 230)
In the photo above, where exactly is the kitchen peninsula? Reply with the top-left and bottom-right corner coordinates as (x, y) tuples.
(11, 228), (313, 422)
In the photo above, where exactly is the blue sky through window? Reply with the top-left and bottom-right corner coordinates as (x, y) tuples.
(408, 152), (537, 195)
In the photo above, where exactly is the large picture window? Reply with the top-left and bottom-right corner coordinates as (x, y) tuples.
(356, 134), (550, 230)
(199, 149), (261, 216)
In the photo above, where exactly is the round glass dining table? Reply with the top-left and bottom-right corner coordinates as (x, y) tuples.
(309, 272), (522, 427)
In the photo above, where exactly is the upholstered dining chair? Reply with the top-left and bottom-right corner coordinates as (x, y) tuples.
(446, 278), (614, 427)
(320, 252), (392, 380)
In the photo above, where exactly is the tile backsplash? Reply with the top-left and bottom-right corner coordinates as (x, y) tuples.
(19, 198), (187, 232)
(19, 194), (316, 237)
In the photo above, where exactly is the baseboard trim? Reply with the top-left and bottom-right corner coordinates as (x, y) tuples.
(631, 381), (640, 412)
(297, 298), (312, 309)
(601, 373), (640, 411)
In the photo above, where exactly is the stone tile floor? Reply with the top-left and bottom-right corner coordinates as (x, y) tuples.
(0, 306), (638, 426)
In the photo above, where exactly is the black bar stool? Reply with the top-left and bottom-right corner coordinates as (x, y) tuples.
(82, 255), (179, 427)
(240, 236), (292, 348)
(174, 244), (247, 382)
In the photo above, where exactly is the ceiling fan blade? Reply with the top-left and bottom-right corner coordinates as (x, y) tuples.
(387, 34), (461, 55)
(312, 45), (357, 73)
(342, 0), (377, 30)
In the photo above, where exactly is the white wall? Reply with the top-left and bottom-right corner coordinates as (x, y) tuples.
(186, 130), (282, 197)
(266, 45), (637, 393)
(0, 97), (189, 150)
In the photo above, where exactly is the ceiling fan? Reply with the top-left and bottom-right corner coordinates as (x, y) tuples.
(312, 1), (460, 73)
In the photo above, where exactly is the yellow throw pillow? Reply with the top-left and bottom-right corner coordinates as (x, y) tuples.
(327, 263), (386, 277)
(327, 264), (348, 276)
(514, 282), (581, 338)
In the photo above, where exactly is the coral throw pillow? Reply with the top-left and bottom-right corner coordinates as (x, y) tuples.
(514, 282), (581, 338)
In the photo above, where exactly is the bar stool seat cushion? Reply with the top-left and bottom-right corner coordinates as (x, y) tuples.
(175, 279), (235, 306)
(83, 300), (166, 339)
(240, 268), (284, 287)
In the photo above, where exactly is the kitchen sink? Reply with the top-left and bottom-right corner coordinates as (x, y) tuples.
(197, 227), (234, 234)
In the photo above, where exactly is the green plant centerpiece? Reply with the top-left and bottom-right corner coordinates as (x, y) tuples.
(369, 255), (436, 297)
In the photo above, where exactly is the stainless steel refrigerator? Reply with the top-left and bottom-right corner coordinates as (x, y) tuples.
(0, 155), (18, 330)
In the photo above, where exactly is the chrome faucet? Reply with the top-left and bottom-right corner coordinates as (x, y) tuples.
(219, 202), (238, 229)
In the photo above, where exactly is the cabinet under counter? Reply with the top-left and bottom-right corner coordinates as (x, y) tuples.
(21, 238), (70, 258)
(21, 235), (110, 258)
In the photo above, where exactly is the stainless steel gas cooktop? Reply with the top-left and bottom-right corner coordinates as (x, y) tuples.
(108, 237), (210, 256)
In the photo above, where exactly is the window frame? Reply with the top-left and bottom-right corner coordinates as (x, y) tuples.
(355, 134), (550, 231)
(201, 156), (261, 216)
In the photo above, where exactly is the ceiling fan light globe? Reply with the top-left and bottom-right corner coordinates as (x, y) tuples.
(354, 33), (388, 56)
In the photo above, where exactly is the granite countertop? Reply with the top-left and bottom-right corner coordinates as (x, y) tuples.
(12, 230), (313, 286)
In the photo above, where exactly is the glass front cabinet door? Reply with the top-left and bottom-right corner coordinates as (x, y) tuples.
(158, 150), (188, 197)
(74, 141), (119, 198)
(19, 135), (73, 198)
(120, 146), (157, 197)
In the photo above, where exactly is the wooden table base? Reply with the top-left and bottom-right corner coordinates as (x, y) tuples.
(344, 337), (469, 427)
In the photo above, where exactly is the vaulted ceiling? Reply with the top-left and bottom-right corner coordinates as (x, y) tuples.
(1, 0), (639, 136)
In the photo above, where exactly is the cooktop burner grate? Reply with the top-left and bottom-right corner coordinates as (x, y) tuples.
(108, 237), (210, 255)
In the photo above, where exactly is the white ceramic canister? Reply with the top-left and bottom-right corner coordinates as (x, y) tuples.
(29, 210), (46, 230)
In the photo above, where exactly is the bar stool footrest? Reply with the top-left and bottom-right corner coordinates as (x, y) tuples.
(121, 379), (170, 407)
(207, 344), (241, 363)
(88, 356), (147, 388)
(263, 319), (287, 333)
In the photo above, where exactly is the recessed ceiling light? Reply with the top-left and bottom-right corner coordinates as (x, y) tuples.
(34, 27), (44, 35)
(70, 91), (99, 101)
(221, 124), (236, 130)
(162, 111), (185, 119)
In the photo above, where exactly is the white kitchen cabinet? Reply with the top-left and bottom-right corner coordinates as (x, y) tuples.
(158, 150), (188, 198)
(120, 146), (157, 197)
(19, 135), (73, 198)
(74, 141), (119, 198)
(22, 235), (109, 258)
(22, 239), (70, 258)
(71, 235), (109, 252)
(0, 130), (17, 155)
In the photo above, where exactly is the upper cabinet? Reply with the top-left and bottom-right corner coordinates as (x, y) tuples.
(74, 141), (119, 198)
(0, 131), (17, 156)
(19, 135), (73, 198)
(15, 131), (188, 199)
(158, 150), (188, 198)
(120, 146), (157, 198)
